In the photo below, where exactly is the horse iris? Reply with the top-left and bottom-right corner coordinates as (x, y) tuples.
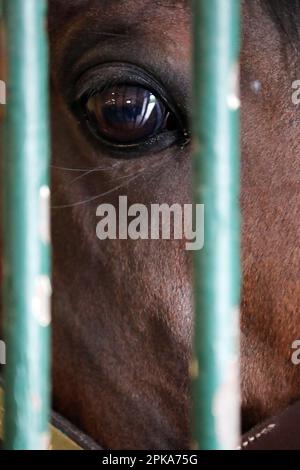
(85, 85), (169, 144)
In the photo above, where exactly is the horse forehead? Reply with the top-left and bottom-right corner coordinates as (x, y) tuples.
(49, 0), (188, 20)
(49, 0), (190, 29)
(48, 0), (190, 59)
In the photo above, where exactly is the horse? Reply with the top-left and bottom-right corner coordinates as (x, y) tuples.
(2, 0), (300, 450)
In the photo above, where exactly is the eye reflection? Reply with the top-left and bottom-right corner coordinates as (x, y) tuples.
(84, 85), (176, 144)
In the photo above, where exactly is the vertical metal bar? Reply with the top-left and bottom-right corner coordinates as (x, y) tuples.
(191, 0), (241, 450)
(2, 0), (51, 449)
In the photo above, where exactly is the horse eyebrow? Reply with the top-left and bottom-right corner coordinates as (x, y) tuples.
(263, 0), (300, 41)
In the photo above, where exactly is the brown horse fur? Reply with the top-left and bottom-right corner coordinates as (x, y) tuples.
(1, 0), (300, 449)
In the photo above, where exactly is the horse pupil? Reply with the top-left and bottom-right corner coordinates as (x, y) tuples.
(85, 85), (167, 144)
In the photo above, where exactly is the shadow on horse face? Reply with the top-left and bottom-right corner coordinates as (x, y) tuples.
(40, 0), (300, 448)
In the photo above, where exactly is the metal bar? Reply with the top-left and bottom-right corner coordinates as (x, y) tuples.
(2, 0), (51, 449)
(0, 386), (82, 450)
(191, 0), (241, 450)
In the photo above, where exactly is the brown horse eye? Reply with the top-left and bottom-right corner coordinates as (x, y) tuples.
(84, 85), (173, 144)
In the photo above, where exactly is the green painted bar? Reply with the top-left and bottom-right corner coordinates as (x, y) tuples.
(191, 0), (241, 450)
(2, 0), (51, 449)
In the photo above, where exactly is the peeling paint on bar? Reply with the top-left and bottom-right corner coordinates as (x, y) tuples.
(39, 186), (51, 245)
(0, 79), (5, 104)
(212, 354), (240, 449)
(32, 275), (52, 328)
(189, 359), (199, 380)
(227, 63), (241, 111)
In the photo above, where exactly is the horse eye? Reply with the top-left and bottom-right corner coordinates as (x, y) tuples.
(84, 85), (177, 145)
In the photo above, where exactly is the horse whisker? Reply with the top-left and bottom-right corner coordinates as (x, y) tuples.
(51, 163), (120, 172)
(51, 153), (173, 209)
(51, 173), (143, 209)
